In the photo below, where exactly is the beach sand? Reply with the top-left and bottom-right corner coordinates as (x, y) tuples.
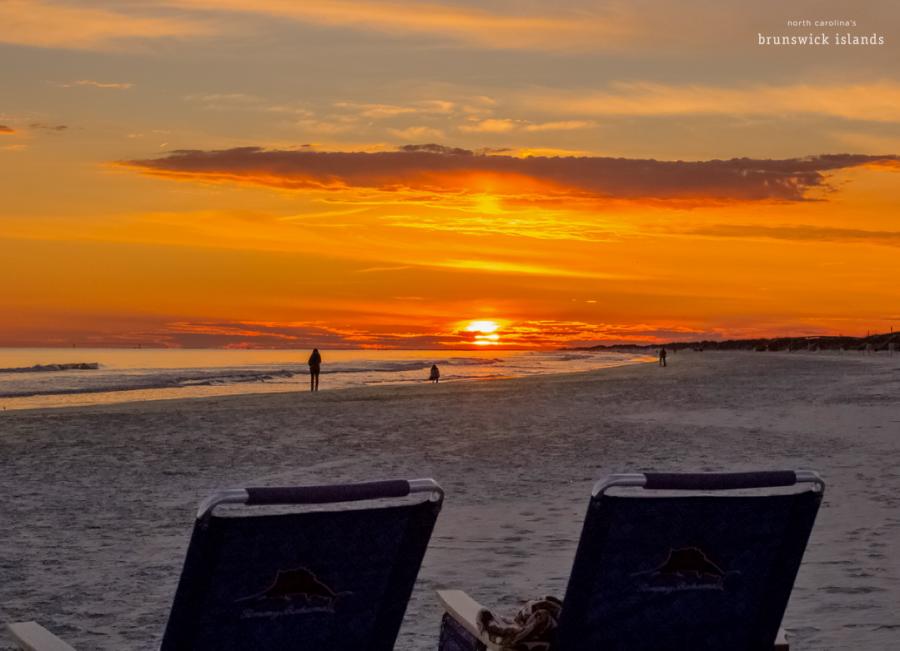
(1, 352), (898, 649)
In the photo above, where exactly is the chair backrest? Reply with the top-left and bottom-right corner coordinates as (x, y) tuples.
(160, 478), (443, 651)
(556, 471), (824, 651)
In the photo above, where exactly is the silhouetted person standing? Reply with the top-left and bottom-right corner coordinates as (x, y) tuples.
(308, 348), (322, 392)
(429, 364), (440, 384)
(659, 347), (667, 367)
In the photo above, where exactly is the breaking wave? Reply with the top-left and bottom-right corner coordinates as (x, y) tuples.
(0, 362), (100, 373)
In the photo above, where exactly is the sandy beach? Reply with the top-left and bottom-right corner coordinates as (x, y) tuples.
(1, 351), (898, 650)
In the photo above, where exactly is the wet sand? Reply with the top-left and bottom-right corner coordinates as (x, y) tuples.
(1, 352), (899, 649)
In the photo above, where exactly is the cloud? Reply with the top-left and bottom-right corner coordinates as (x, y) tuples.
(294, 118), (358, 135)
(163, 0), (632, 52)
(30, 123), (67, 132)
(334, 100), (459, 120)
(525, 81), (900, 123)
(120, 145), (899, 203)
(0, 125), (14, 134)
(691, 224), (900, 248)
(417, 100), (456, 114)
(0, 0), (209, 51)
(180, 95), (493, 140)
(60, 79), (134, 89)
(356, 265), (412, 273)
(133, 318), (705, 349)
(460, 118), (596, 134)
(184, 93), (315, 118)
(523, 120), (596, 132)
(388, 126), (446, 140)
(157, 319), (472, 349)
(160, 320), (369, 348)
(334, 102), (417, 119)
(431, 259), (634, 280)
(830, 130), (900, 155)
(398, 144), (473, 156)
(459, 118), (519, 133)
(464, 320), (711, 347)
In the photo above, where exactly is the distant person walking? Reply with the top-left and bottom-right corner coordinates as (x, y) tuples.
(659, 347), (668, 367)
(429, 364), (440, 384)
(308, 348), (322, 392)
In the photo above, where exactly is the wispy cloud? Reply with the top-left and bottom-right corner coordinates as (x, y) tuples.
(148, 317), (710, 349)
(0, 125), (14, 135)
(356, 265), (412, 273)
(460, 118), (596, 134)
(431, 259), (635, 280)
(387, 126), (446, 141)
(525, 80), (900, 123)
(294, 117), (359, 135)
(523, 120), (596, 132)
(0, 0), (209, 51)
(461, 320), (710, 347)
(183, 93), (314, 116)
(163, 0), (633, 52)
(333, 99), (461, 123)
(120, 145), (899, 203)
(160, 320), (367, 348)
(459, 118), (519, 134)
(60, 79), (134, 89)
(690, 224), (900, 248)
(29, 122), (68, 132)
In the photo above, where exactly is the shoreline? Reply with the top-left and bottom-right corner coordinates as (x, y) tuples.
(4, 347), (886, 414)
(0, 355), (656, 414)
(1, 347), (883, 416)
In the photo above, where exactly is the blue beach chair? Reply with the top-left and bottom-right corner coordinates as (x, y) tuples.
(438, 470), (823, 651)
(6, 478), (443, 650)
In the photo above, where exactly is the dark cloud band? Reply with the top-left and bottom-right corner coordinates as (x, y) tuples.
(122, 145), (898, 202)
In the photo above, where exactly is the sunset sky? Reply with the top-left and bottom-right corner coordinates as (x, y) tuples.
(2, 0), (899, 348)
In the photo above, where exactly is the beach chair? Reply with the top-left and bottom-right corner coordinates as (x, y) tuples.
(437, 470), (824, 651)
(6, 477), (443, 651)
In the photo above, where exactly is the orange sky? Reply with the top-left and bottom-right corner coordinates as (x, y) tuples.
(2, 1), (899, 348)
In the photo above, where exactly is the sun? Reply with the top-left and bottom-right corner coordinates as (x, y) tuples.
(465, 320), (499, 334)
(463, 320), (502, 346)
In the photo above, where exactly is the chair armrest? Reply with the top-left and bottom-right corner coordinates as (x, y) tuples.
(774, 627), (789, 650)
(436, 590), (503, 650)
(5, 622), (77, 651)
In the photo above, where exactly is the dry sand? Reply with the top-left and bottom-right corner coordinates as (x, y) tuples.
(1, 351), (899, 649)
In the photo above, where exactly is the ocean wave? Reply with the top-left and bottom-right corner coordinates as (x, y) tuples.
(552, 353), (597, 362)
(178, 370), (295, 386)
(442, 357), (504, 366)
(0, 368), (296, 398)
(0, 362), (100, 374)
(324, 362), (431, 374)
(323, 357), (502, 374)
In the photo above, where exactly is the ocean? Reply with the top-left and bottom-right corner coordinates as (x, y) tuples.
(0, 348), (650, 410)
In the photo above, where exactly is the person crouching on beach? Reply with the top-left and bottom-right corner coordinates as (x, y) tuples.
(659, 347), (667, 367)
(308, 348), (322, 392)
(429, 364), (440, 384)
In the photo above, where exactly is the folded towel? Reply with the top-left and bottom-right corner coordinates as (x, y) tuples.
(476, 596), (562, 650)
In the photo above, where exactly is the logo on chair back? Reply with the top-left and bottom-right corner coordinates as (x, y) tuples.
(237, 567), (351, 618)
(633, 547), (736, 592)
